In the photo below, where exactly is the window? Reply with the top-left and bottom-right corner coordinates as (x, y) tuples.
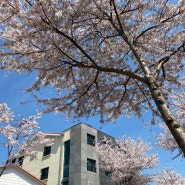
(18, 156), (24, 166)
(62, 182), (69, 185)
(62, 178), (69, 185)
(63, 140), (70, 178)
(87, 158), (96, 172)
(87, 134), (95, 146)
(40, 167), (49, 180)
(12, 158), (16, 164)
(43, 146), (51, 156)
(105, 170), (112, 176)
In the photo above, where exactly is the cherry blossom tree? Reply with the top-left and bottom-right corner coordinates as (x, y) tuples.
(0, 0), (185, 154)
(0, 103), (53, 168)
(96, 137), (185, 185)
(154, 169), (185, 185)
(96, 136), (158, 185)
(157, 124), (184, 158)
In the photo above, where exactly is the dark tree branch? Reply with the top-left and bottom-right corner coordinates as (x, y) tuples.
(134, 8), (185, 43)
(155, 42), (185, 80)
(24, 0), (32, 6)
(111, 0), (124, 32)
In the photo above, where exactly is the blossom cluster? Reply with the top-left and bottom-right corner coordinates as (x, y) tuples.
(97, 137), (185, 185)
(0, 103), (53, 162)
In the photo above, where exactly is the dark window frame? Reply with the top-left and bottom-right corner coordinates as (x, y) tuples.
(18, 156), (24, 166)
(40, 167), (49, 180)
(62, 182), (69, 185)
(87, 158), (96, 172)
(63, 140), (70, 178)
(105, 170), (112, 176)
(43, 146), (51, 156)
(87, 134), (95, 146)
(11, 158), (16, 164)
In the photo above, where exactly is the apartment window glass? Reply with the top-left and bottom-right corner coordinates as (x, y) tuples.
(63, 140), (70, 177)
(12, 158), (16, 164)
(62, 182), (69, 185)
(43, 146), (51, 156)
(87, 158), (96, 172)
(62, 178), (69, 185)
(18, 156), (24, 166)
(105, 170), (112, 176)
(87, 134), (95, 146)
(40, 167), (49, 180)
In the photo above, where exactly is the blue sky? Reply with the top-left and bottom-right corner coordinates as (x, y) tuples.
(0, 69), (184, 178)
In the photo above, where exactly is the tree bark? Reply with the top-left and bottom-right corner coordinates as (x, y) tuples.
(146, 75), (185, 155)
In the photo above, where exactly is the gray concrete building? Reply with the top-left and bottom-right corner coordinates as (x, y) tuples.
(17, 123), (114, 185)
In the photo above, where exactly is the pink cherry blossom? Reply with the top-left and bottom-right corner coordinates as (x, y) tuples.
(1, 0), (185, 154)
(0, 104), (53, 163)
(96, 136), (158, 184)
(97, 137), (185, 185)
(154, 169), (185, 185)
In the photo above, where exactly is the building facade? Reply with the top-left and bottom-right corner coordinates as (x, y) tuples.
(14, 123), (114, 185)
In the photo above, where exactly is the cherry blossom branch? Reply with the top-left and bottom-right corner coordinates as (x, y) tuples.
(0, 104), (53, 168)
(134, 7), (185, 43)
(155, 43), (185, 80)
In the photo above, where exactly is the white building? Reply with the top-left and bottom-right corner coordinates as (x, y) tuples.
(0, 164), (47, 185)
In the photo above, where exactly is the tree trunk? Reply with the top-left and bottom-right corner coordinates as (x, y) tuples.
(147, 76), (185, 155)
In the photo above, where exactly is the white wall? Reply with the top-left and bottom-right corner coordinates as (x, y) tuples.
(0, 167), (41, 185)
